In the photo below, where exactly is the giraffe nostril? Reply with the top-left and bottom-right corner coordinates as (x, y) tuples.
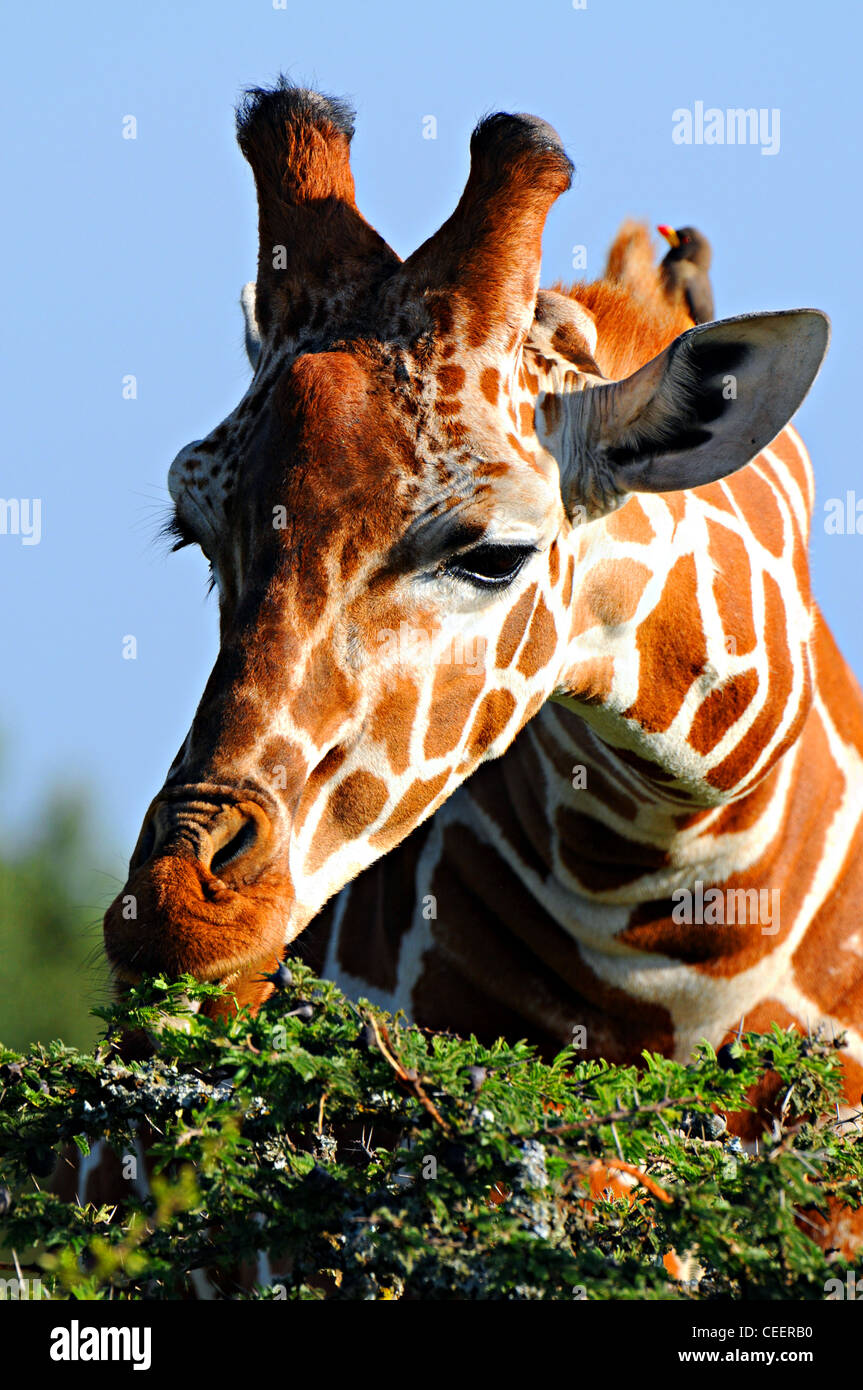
(129, 795), (274, 883)
(210, 818), (260, 875)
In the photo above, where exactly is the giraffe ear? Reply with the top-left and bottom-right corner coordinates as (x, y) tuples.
(557, 310), (830, 520)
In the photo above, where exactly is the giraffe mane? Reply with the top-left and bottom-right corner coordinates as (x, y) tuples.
(603, 219), (660, 299)
(556, 273), (692, 381)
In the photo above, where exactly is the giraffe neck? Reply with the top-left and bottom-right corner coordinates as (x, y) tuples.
(548, 425), (814, 804)
(499, 693), (797, 914)
(468, 409), (821, 951)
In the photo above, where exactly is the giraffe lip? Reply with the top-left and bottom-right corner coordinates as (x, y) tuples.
(104, 853), (292, 1017)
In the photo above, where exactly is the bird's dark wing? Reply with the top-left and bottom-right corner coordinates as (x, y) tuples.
(685, 274), (715, 325)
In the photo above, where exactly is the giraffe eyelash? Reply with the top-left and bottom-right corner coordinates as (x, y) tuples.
(163, 511), (217, 593)
(163, 511), (196, 553)
(443, 542), (536, 590)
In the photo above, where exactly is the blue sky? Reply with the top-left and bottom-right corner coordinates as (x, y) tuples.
(1, 0), (860, 882)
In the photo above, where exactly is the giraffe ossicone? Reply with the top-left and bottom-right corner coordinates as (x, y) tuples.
(102, 84), (861, 1158)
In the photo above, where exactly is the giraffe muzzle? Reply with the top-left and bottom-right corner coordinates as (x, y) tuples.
(129, 790), (275, 883)
(103, 785), (292, 1004)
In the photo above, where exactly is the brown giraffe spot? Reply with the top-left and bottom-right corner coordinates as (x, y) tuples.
(548, 541), (560, 586)
(293, 745), (347, 836)
(521, 689), (547, 724)
(410, 935), (558, 1056)
(557, 810), (669, 892)
(605, 495), (655, 545)
(563, 655), (615, 705)
(329, 769), (389, 835)
(428, 293), (453, 335)
(307, 769), (389, 872)
(423, 668), (486, 759)
(466, 688), (517, 758)
(369, 770), (450, 850)
(465, 306), (489, 349)
(467, 743), (553, 879)
(475, 458), (508, 479)
(519, 401), (535, 434)
(479, 366), (499, 404)
(531, 709), (639, 822)
(695, 479), (737, 515)
(291, 642), (357, 744)
(811, 607), (863, 757)
(620, 876), (786, 972)
(521, 366), (540, 394)
(769, 429), (813, 515)
(688, 670), (759, 756)
(760, 453), (808, 571)
(505, 432), (534, 463)
(549, 323), (602, 373)
(704, 758), (781, 837)
(369, 675), (420, 777)
(761, 462), (811, 607)
(791, 807), (863, 1034)
(259, 737), (307, 798)
(662, 492), (686, 529)
(569, 558), (652, 637)
(624, 553), (706, 734)
(539, 394), (562, 433)
(496, 583), (537, 667)
(706, 518), (758, 657)
(334, 825), (429, 990)
(436, 363), (466, 396)
(517, 594), (557, 677)
(732, 466), (785, 558)
(339, 532), (365, 582)
(707, 572), (794, 791)
(612, 744), (679, 784)
(291, 550), (331, 631)
(561, 553), (574, 607)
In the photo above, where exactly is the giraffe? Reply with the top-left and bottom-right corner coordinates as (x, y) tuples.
(101, 80), (863, 1145)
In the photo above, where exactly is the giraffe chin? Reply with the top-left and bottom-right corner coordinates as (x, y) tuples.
(103, 852), (291, 1020)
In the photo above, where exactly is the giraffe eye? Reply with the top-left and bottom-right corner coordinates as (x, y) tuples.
(445, 543), (535, 589)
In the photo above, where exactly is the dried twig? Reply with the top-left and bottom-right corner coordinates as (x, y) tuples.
(604, 1159), (673, 1205)
(367, 1014), (451, 1133)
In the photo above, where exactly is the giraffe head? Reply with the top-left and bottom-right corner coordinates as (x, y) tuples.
(104, 81), (828, 1011)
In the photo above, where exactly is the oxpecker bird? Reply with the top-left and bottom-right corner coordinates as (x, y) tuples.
(657, 224), (715, 324)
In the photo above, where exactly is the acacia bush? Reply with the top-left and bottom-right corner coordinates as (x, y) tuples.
(1, 960), (861, 1300)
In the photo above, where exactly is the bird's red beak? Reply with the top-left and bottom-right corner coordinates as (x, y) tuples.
(657, 224), (680, 248)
